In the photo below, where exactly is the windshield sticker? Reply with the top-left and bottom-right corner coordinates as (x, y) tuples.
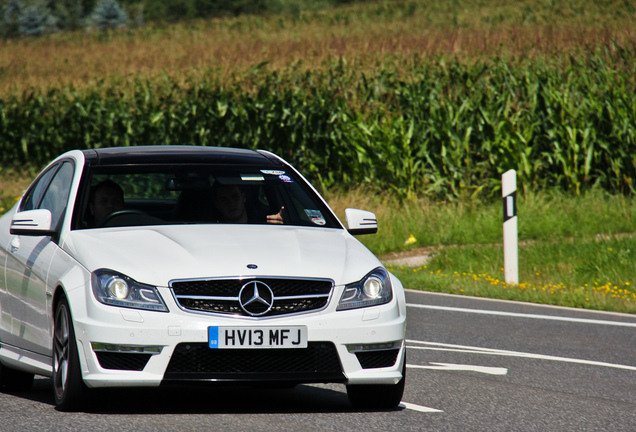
(278, 174), (294, 183)
(261, 170), (286, 176)
(241, 174), (264, 182)
(305, 209), (326, 225)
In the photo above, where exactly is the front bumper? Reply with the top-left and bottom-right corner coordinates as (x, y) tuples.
(72, 286), (406, 389)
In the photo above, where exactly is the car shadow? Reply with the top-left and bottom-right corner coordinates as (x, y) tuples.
(19, 377), (405, 415)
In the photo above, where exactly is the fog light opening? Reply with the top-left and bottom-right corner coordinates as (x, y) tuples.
(346, 341), (401, 353)
(91, 342), (163, 354)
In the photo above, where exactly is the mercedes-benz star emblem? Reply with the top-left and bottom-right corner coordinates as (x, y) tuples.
(239, 281), (274, 316)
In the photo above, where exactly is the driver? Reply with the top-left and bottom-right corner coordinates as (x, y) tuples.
(89, 180), (125, 226)
(212, 182), (283, 224)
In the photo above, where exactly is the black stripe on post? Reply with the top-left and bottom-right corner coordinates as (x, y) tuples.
(503, 191), (517, 222)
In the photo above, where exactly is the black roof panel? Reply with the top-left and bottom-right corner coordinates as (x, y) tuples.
(82, 146), (280, 167)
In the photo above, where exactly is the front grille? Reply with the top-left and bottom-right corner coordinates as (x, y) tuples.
(170, 277), (333, 317)
(163, 342), (345, 383)
(95, 352), (152, 371)
(355, 349), (400, 369)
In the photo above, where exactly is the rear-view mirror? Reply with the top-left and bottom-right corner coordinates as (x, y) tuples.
(345, 208), (378, 235)
(10, 209), (55, 237)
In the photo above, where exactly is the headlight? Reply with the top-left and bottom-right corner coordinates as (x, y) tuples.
(92, 269), (168, 312)
(108, 277), (129, 299)
(337, 267), (393, 311)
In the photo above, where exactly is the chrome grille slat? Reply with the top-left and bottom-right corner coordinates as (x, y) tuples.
(176, 295), (240, 301)
(275, 294), (330, 300)
(170, 277), (333, 317)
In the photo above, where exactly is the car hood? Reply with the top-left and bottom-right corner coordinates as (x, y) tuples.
(63, 225), (381, 287)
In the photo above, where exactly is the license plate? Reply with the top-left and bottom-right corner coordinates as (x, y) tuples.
(208, 326), (308, 349)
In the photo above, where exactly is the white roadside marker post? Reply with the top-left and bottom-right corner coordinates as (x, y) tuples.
(502, 170), (518, 285)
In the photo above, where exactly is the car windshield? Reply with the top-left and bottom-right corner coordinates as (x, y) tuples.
(73, 164), (341, 230)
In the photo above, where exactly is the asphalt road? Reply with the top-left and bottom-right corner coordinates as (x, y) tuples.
(1, 290), (634, 431)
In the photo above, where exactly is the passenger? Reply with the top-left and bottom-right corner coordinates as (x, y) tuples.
(212, 183), (283, 224)
(88, 180), (125, 226)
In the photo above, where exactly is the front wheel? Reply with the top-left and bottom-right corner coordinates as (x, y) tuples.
(53, 297), (88, 411)
(346, 358), (406, 410)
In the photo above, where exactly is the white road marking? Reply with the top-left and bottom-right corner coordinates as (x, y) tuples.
(408, 362), (508, 375)
(406, 303), (636, 328)
(407, 340), (636, 371)
(400, 402), (443, 413)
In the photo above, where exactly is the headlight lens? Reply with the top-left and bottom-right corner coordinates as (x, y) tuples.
(107, 277), (129, 299)
(337, 267), (393, 311)
(92, 269), (168, 312)
(363, 276), (383, 298)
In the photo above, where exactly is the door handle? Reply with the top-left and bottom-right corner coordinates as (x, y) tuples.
(10, 236), (20, 253)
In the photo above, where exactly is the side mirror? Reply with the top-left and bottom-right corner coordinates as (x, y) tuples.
(345, 208), (378, 235)
(10, 209), (55, 237)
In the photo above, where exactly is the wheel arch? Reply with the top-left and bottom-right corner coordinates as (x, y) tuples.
(50, 265), (92, 377)
(50, 264), (91, 323)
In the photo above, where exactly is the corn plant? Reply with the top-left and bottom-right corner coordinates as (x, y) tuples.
(0, 46), (634, 200)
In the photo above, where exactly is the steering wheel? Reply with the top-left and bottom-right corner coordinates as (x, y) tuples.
(98, 209), (148, 227)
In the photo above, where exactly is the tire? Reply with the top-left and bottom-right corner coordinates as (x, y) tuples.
(0, 362), (34, 392)
(53, 297), (88, 411)
(346, 358), (406, 410)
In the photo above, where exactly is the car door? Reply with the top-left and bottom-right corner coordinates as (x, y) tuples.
(4, 161), (74, 356)
(1, 166), (57, 350)
(0, 205), (17, 348)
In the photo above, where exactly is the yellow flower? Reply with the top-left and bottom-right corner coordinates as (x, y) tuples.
(404, 234), (417, 245)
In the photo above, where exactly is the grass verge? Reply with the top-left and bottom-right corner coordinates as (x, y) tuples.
(327, 188), (636, 314)
(387, 236), (636, 314)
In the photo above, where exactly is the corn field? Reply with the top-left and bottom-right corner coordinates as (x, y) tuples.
(1, 45), (635, 199)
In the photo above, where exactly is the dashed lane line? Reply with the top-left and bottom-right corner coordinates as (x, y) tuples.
(400, 401), (443, 413)
(407, 362), (508, 375)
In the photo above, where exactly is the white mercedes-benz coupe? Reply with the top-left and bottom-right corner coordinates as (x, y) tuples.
(0, 146), (406, 411)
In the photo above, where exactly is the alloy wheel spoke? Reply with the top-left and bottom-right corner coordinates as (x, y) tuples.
(54, 306), (71, 394)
